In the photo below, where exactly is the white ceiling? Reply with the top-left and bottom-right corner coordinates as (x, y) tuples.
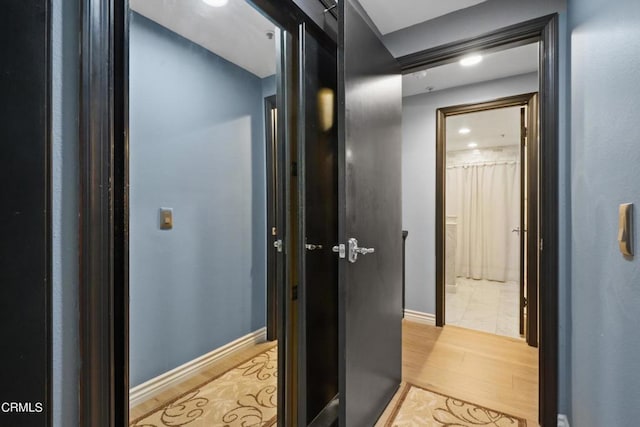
(403, 42), (539, 97)
(446, 106), (522, 152)
(359, 0), (487, 35)
(130, 0), (278, 78)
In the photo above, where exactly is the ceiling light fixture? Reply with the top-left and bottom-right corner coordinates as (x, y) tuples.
(203, 0), (228, 7)
(468, 142), (478, 148)
(460, 54), (483, 67)
(459, 127), (471, 135)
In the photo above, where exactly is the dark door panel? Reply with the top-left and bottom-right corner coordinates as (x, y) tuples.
(338, 1), (403, 426)
(298, 23), (340, 426)
(526, 94), (540, 348)
(0, 1), (50, 426)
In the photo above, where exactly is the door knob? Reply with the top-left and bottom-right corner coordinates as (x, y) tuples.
(305, 243), (323, 251)
(273, 239), (283, 252)
(332, 244), (346, 258)
(512, 227), (521, 235)
(348, 238), (375, 263)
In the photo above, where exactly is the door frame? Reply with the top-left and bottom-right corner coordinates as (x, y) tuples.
(265, 94), (279, 342)
(434, 92), (539, 342)
(76, 1), (336, 426)
(398, 14), (559, 426)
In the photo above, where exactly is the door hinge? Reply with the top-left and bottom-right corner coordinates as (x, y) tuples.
(292, 285), (298, 301)
(523, 297), (528, 308)
(291, 161), (298, 177)
(523, 126), (528, 138)
(540, 238), (544, 252)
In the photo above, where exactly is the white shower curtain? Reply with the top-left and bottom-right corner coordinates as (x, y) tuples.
(446, 161), (520, 283)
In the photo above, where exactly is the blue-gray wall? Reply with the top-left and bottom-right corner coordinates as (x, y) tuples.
(129, 13), (268, 387)
(402, 72), (539, 315)
(52, 0), (79, 425)
(383, 0), (567, 57)
(262, 75), (277, 100)
(568, 0), (640, 424)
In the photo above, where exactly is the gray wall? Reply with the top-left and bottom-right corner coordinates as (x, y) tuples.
(129, 14), (267, 387)
(52, 0), (79, 425)
(568, 0), (640, 424)
(402, 72), (538, 316)
(383, 0), (567, 57)
(262, 75), (277, 99)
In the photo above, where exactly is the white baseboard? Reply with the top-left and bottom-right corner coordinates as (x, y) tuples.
(404, 309), (436, 326)
(558, 414), (570, 427)
(129, 327), (267, 408)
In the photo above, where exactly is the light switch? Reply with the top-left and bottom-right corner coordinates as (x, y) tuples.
(160, 208), (173, 230)
(618, 203), (633, 257)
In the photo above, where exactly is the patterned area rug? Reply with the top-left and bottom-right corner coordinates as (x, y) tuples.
(385, 383), (526, 427)
(130, 347), (277, 427)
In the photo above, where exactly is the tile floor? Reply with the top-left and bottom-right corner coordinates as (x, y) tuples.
(445, 278), (522, 339)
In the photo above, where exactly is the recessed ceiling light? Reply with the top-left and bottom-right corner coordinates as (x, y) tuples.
(468, 142), (478, 148)
(203, 0), (228, 7)
(459, 127), (471, 135)
(460, 54), (483, 67)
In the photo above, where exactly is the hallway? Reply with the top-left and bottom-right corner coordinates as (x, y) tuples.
(377, 320), (538, 426)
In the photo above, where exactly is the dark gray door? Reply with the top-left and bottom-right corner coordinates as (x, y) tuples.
(298, 24), (340, 426)
(519, 107), (526, 336)
(0, 2), (50, 426)
(338, 1), (403, 426)
(526, 94), (540, 348)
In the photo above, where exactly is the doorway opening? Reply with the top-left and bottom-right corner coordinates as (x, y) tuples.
(394, 12), (559, 422)
(125, 1), (285, 425)
(399, 42), (542, 424)
(439, 94), (539, 345)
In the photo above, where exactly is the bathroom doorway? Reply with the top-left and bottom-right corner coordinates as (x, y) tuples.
(436, 93), (539, 346)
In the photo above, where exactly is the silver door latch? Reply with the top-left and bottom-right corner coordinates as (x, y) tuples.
(332, 243), (346, 259)
(305, 243), (323, 251)
(273, 239), (283, 253)
(347, 238), (375, 263)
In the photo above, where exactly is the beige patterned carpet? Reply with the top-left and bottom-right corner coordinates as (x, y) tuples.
(385, 383), (526, 427)
(130, 347), (277, 427)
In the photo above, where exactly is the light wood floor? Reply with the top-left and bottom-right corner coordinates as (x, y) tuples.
(376, 320), (539, 426)
(129, 340), (276, 422)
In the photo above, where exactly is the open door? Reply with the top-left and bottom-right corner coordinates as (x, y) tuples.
(526, 94), (540, 347)
(298, 23), (340, 426)
(519, 107), (526, 336)
(338, 1), (403, 426)
(266, 95), (279, 342)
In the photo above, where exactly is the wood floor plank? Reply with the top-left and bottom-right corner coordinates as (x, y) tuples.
(377, 320), (539, 426)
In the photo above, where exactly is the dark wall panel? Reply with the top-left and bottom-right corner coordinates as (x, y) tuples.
(0, 1), (51, 426)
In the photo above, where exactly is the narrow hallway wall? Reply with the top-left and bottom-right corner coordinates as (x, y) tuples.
(129, 13), (267, 387)
(569, 0), (640, 424)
